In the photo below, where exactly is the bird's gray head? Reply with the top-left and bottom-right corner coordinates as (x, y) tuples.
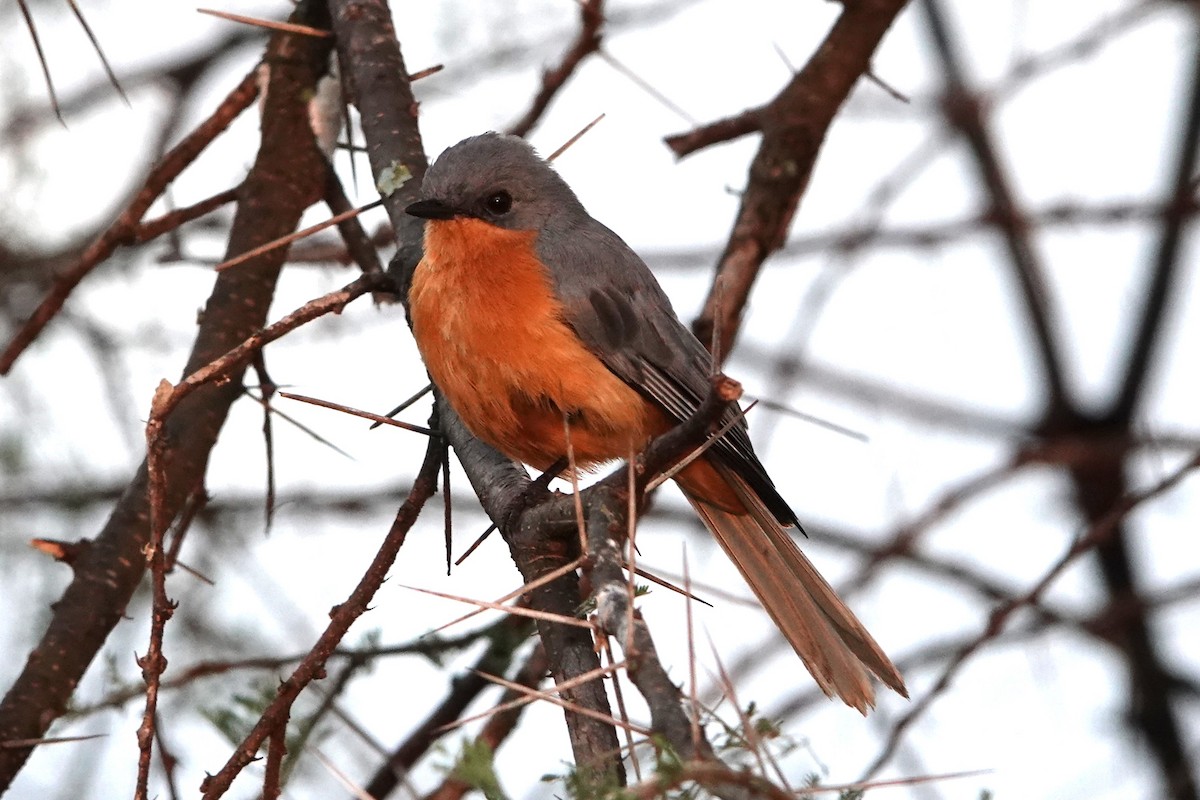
(406, 133), (586, 231)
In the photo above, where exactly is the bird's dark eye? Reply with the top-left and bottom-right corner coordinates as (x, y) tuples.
(484, 190), (512, 215)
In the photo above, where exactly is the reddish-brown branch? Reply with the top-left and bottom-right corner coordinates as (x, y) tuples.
(199, 432), (444, 798)
(0, 67), (261, 375)
(262, 720), (289, 800)
(134, 187), (241, 244)
(664, 107), (762, 159)
(135, 383), (177, 800)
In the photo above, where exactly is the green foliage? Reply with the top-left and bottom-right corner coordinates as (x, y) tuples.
(710, 702), (795, 769)
(202, 678), (328, 787)
(203, 680), (278, 746)
(450, 739), (510, 800)
(652, 743), (691, 796)
(0, 431), (25, 475)
(557, 762), (631, 800)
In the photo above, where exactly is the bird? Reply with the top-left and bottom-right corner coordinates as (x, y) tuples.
(405, 132), (906, 711)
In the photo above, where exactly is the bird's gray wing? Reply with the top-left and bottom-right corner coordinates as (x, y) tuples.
(536, 218), (798, 526)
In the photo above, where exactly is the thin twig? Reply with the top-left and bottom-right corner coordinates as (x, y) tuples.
(197, 8), (332, 38)
(280, 391), (432, 436)
(214, 199), (383, 271)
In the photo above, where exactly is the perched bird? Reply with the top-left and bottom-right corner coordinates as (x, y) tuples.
(406, 132), (905, 711)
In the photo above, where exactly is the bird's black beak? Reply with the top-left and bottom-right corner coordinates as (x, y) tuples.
(405, 198), (458, 220)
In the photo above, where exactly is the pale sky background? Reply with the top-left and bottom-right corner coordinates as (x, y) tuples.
(1, 1), (1197, 798)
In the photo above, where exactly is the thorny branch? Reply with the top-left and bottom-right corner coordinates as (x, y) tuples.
(199, 431), (444, 798)
(0, 4), (334, 789)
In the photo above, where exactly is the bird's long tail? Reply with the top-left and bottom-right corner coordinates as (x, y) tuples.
(681, 463), (907, 713)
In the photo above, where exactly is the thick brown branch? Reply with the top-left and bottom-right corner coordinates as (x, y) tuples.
(327, 0), (429, 290)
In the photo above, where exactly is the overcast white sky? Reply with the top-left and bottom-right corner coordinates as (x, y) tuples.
(1, 1), (1197, 798)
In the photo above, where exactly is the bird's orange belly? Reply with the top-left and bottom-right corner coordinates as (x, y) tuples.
(409, 218), (655, 470)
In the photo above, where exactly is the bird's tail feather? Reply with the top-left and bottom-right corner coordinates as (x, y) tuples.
(682, 464), (906, 713)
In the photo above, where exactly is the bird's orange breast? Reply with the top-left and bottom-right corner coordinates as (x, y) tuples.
(409, 217), (655, 471)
